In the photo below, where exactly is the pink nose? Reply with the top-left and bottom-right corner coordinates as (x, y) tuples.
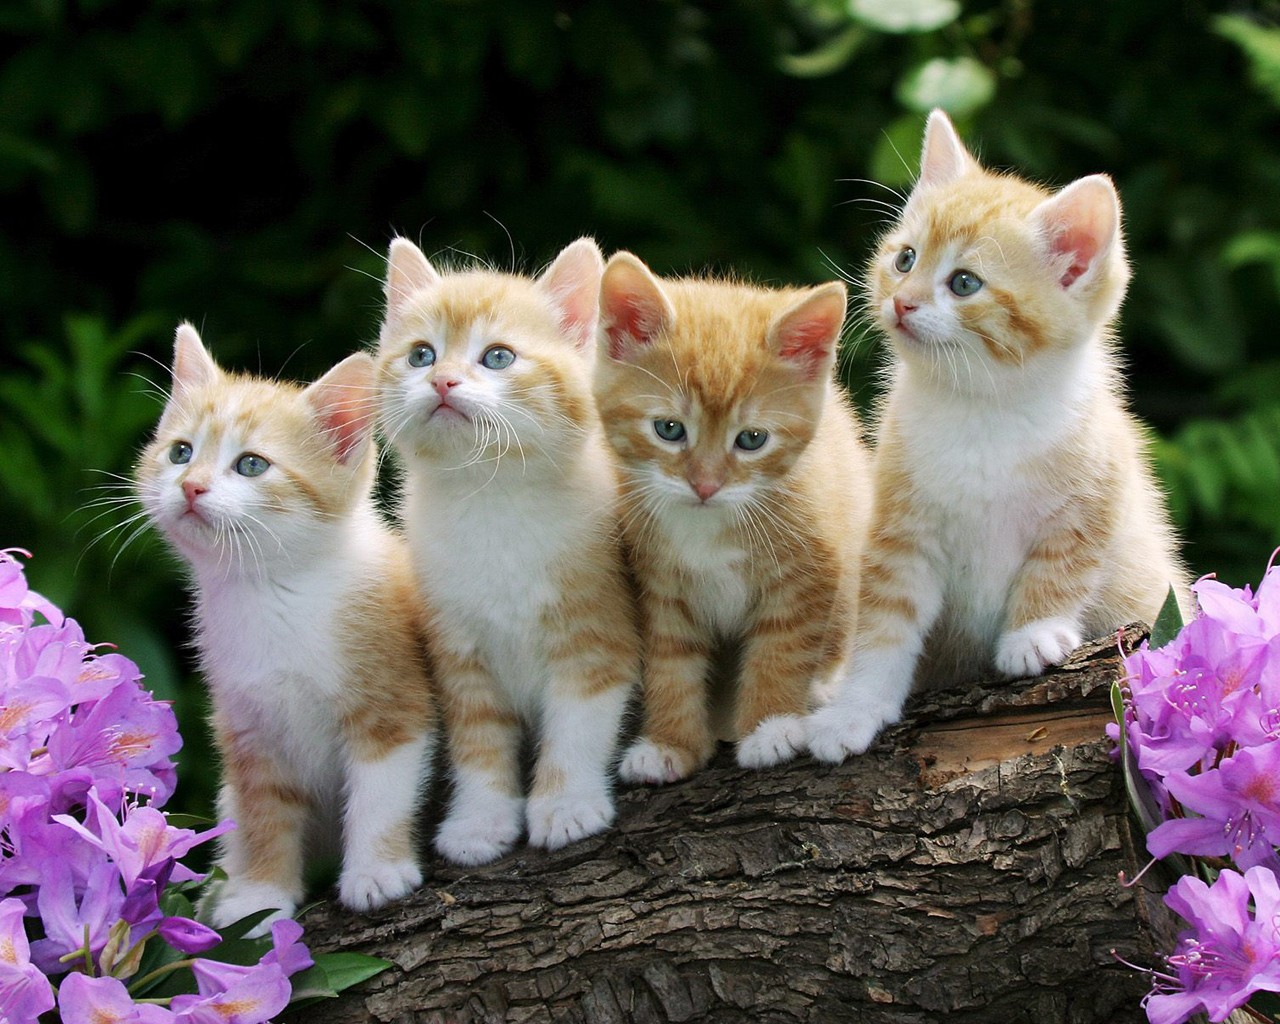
(433, 378), (461, 398)
(182, 480), (207, 509)
(893, 296), (917, 319)
(691, 479), (721, 502)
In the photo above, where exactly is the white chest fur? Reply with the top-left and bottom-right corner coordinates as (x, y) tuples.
(654, 504), (753, 635)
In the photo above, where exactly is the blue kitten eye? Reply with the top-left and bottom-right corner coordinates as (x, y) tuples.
(408, 343), (436, 368)
(168, 441), (193, 465)
(735, 429), (769, 452)
(481, 345), (516, 370)
(894, 247), (917, 273)
(235, 453), (270, 477)
(949, 270), (983, 297)
(653, 419), (686, 442)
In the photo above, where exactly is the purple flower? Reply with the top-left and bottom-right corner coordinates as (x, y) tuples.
(260, 918), (313, 976)
(29, 858), (126, 973)
(1144, 866), (1280, 1024)
(1148, 745), (1280, 869)
(0, 549), (63, 629)
(0, 897), (55, 1023)
(158, 916), (222, 955)
(56, 971), (175, 1024)
(174, 960), (293, 1024)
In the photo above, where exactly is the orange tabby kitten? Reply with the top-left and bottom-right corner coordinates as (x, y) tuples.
(376, 238), (639, 865)
(593, 253), (872, 783)
(137, 324), (436, 928)
(808, 110), (1187, 762)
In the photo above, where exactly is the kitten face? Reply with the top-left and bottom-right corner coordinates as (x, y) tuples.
(869, 110), (1128, 388)
(376, 239), (603, 468)
(138, 325), (375, 574)
(594, 254), (846, 511)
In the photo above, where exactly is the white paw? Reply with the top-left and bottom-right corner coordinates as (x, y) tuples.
(338, 858), (423, 912)
(434, 799), (523, 866)
(736, 714), (807, 769)
(618, 738), (691, 785)
(208, 879), (296, 935)
(526, 792), (615, 850)
(806, 702), (895, 763)
(995, 618), (1082, 679)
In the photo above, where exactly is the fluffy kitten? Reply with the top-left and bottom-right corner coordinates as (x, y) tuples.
(592, 253), (872, 782)
(136, 324), (436, 927)
(808, 110), (1187, 762)
(376, 237), (639, 865)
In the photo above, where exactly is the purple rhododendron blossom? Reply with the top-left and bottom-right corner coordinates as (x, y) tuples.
(57, 971), (175, 1024)
(1144, 866), (1280, 1024)
(0, 897), (55, 1023)
(159, 915), (223, 954)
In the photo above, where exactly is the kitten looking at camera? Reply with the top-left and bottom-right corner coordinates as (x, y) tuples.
(808, 110), (1187, 762)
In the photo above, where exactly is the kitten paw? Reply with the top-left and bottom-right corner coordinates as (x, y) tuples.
(618, 738), (698, 785)
(435, 800), (523, 866)
(806, 702), (894, 763)
(207, 879), (296, 935)
(736, 714), (807, 769)
(995, 618), (1082, 679)
(339, 858), (423, 912)
(526, 792), (615, 850)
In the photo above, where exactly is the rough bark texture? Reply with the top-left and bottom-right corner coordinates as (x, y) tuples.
(295, 629), (1172, 1024)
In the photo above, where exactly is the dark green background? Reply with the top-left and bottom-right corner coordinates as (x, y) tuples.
(3, 0), (1279, 814)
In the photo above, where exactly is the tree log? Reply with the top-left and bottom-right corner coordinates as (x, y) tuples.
(294, 629), (1173, 1024)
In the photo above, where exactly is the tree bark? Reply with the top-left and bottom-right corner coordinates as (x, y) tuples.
(295, 628), (1173, 1024)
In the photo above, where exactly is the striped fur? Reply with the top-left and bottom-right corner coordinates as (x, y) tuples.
(593, 253), (872, 782)
(808, 110), (1188, 763)
(136, 325), (437, 930)
(376, 237), (640, 865)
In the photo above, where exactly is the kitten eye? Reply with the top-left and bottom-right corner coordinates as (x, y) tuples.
(407, 343), (436, 368)
(234, 453), (270, 477)
(894, 247), (917, 273)
(481, 346), (516, 370)
(735, 429), (769, 452)
(949, 270), (983, 297)
(168, 441), (193, 465)
(653, 419), (687, 443)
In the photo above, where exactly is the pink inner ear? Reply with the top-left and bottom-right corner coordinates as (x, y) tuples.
(775, 296), (843, 380)
(554, 285), (598, 349)
(1052, 223), (1101, 288)
(321, 402), (367, 465)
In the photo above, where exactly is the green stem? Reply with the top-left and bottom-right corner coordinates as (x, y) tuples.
(127, 957), (197, 994)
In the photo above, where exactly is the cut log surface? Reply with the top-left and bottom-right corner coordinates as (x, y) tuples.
(295, 629), (1169, 1024)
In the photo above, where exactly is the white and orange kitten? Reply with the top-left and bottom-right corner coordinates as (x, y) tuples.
(137, 324), (437, 927)
(376, 238), (639, 865)
(808, 111), (1187, 762)
(593, 254), (871, 782)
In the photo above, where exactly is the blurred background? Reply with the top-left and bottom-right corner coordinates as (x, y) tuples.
(2, 0), (1279, 816)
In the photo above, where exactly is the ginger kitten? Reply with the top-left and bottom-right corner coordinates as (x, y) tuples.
(376, 237), (639, 865)
(137, 324), (436, 927)
(808, 110), (1187, 762)
(593, 253), (872, 783)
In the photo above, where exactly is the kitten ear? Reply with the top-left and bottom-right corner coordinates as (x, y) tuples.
(918, 109), (977, 190)
(1030, 175), (1121, 289)
(537, 237), (605, 349)
(768, 283), (847, 381)
(303, 352), (376, 466)
(599, 252), (675, 361)
(385, 238), (440, 323)
(171, 322), (219, 397)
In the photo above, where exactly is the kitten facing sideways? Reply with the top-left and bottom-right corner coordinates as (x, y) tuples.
(808, 110), (1187, 763)
(593, 253), (872, 782)
(376, 238), (639, 865)
(136, 324), (437, 928)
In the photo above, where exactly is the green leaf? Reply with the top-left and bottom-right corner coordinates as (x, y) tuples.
(1150, 586), (1186, 649)
(778, 24), (867, 78)
(1214, 14), (1280, 108)
(848, 0), (960, 34)
(896, 57), (996, 117)
(288, 952), (393, 1006)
